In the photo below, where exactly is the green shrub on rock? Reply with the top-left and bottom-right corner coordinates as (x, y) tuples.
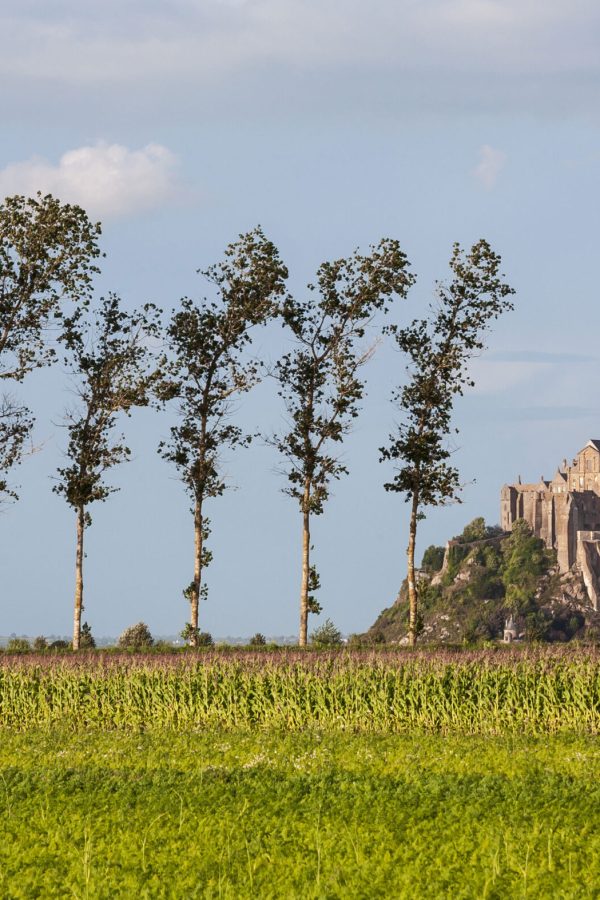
(421, 545), (445, 573)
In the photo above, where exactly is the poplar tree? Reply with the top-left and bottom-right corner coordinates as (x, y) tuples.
(0, 193), (101, 501)
(380, 240), (514, 646)
(160, 228), (287, 644)
(54, 295), (160, 650)
(272, 240), (414, 647)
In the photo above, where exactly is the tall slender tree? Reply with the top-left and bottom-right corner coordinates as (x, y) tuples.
(271, 240), (414, 647)
(0, 193), (101, 501)
(160, 228), (287, 643)
(380, 240), (514, 646)
(54, 295), (160, 650)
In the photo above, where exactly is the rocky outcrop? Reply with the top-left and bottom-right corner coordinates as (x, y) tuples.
(576, 532), (600, 611)
(367, 525), (600, 645)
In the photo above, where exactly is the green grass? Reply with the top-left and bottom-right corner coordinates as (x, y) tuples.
(0, 729), (598, 898)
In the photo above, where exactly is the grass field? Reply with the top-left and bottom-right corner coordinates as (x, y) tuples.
(0, 729), (599, 899)
(0, 649), (598, 897)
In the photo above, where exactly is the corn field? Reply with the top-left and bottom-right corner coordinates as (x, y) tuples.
(0, 647), (598, 733)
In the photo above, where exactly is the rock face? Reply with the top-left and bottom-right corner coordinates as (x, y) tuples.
(576, 532), (600, 612)
(501, 440), (600, 608)
(367, 523), (600, 645)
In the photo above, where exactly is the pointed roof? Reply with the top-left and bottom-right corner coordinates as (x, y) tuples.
(582, 440), (600, 453)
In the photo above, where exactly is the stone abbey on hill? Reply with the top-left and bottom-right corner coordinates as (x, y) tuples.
(501, 440), (600, 609)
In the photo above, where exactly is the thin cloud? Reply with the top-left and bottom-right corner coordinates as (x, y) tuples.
(487, 350), (597, 364)
(464, 399), (600, 423)
(1, 1), (599, 87)
(505, 406), (599, 422)
(0, 142), (179, 219)
(473, 144), (507, 189)
(467, 360), (538, 395)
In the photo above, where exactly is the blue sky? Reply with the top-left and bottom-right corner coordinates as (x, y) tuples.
(1, 0), (600, 638)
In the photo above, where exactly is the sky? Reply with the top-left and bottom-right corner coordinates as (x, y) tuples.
(1, 0), (600, 639)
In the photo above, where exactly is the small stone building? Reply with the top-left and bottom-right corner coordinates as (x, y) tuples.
(503, 615), (518, 643)
(501, 440), (600, 610)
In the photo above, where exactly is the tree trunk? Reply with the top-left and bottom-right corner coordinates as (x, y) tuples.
(190, 497), (203, 645)
(299, 481), (311, 647)
(72, 505), (85, 651)
(406, 491), (419, 647)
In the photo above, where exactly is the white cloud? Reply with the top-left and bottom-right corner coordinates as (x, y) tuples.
(0, 143), (179, 219)
(473, 144), (507, 189)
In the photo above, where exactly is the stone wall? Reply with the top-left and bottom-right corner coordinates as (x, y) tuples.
(501, 483), (600, 577)
(501, 485), (578, 572)
(501, 442), (600, 607)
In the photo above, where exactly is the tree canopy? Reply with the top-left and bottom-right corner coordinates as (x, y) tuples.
(0, 193), (102, 502)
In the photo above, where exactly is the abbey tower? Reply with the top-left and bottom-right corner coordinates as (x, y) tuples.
(501, 440), (600, 609)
